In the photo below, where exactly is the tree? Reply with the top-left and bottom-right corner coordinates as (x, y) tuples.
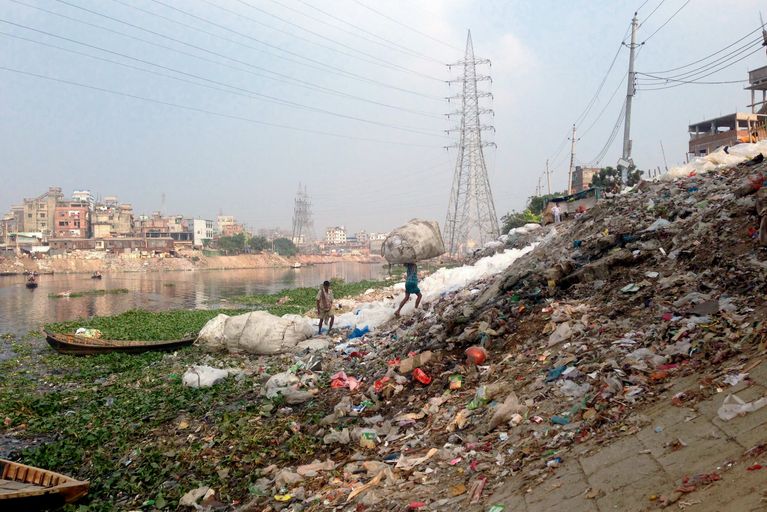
(590, 166), (643, 192)
(501, 209), (541, 233)
(217, 233), (246, 254)
(248, 235), (269, 252)
(273, 237), (297, 256)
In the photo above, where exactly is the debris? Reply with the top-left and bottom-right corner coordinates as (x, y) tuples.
(179, 486), (213, 509)
(399, 351), (433, 374)
(182, 366), (232, 388)
(330, 371), (361, 391)
(465, 346), (488, 365)
(717, 394), (767, 421)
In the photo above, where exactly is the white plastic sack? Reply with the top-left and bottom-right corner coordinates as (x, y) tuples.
(381, 219), (445, 263)
(717, 393), (767, 421)
(182, 365), (231, 388)
(664, 140), (767, 181)
(197, 311), (314, 354)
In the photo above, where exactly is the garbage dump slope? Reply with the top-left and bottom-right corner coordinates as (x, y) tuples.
(238, 158), (767, 511)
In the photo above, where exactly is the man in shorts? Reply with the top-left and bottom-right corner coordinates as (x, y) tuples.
(395, 263), (422, 317)
(316, 280), (334, 334)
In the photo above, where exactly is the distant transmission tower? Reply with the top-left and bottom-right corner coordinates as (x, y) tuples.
(291, 184), (314, 245)
(444, 30), (500, 254)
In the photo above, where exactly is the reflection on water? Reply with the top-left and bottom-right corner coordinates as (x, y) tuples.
(0, 262), (386, 335)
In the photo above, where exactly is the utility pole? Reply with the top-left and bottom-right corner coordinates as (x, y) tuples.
(545, 159), (551, 195)
(536, 176), (542, 197)
(660, 140), (669, 172)
(620, 13), (639, 184)
(567, 124), (578, 195)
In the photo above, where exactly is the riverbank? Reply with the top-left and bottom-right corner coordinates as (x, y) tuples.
(0, 251), (383, 275)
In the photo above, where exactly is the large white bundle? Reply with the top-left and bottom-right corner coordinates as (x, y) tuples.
(197, 311), (314, 354)
(381, 219), (445, 264)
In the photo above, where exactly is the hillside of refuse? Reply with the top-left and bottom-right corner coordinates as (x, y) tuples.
(214, 152), (767, 511)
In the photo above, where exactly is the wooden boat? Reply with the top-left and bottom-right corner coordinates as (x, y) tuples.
(90, 274), (102, 279)
(44, 330), (196, 356)
(0, 459), (89, 510)
(25, 282), (38, 289)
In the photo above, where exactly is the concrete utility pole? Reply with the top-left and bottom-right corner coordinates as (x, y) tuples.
(545, 159), (551, 195)
(621, 13), (639, 184)
(567, 124), (578, 195)
(660, 140), (669, 172)
(536, 176), (542, 197)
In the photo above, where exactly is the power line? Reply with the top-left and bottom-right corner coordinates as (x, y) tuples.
(642, 0), (692, 43)
(637, 45), (763, 89)
(642, 26), (765, 74)
(0, 65), (439, 147)
(293, 0), (443, 64)
(51, 0), (443, 102)
(580, 74), (627, 139)
(573, 36), (627, 128)
(590, 100), (627, 166)
(638, 0), (668, 28)
(351, 0), (463, 53)
(13, 0), (442, 119)
(201, 0), (445, 82)
(637, 37), (763, 81)
(0, 22), (447, 138)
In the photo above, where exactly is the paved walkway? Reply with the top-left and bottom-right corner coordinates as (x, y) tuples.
(483, 361), (767, 512)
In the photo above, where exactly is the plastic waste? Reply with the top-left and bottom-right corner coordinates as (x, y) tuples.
(412, 368), (432, 385)
(449, 374), (463, 390)
(548, 322), (573, 346)
(182, 366), (231, 388)
(560, 380), (591, 399)
(717, 393), (767, 421)
(348, 326), (370, 339)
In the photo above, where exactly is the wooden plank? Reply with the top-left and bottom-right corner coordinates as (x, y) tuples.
(0, 480), (42, 491)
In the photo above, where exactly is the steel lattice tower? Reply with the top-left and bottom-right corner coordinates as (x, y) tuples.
(291, 184), (313, 245)
(444, 30), (500, 254)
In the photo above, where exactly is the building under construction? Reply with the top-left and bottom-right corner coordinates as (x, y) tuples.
(688, 64), (767, 157)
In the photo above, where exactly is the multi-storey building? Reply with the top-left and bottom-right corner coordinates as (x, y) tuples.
(92, 202), (134, 238)
(325, 226), (347, 245)
(22, 187), (64, 236)
(54, 200), (91, 239)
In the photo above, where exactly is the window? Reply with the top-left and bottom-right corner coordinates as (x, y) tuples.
(59, 221), (66, 227)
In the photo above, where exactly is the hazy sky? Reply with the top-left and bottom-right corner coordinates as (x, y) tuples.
(1, 0), (765, 235)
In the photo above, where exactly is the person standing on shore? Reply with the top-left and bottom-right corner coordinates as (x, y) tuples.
(316, 280), (334, 334)
(552, 204), (562, 224)
(395, 263), (422, 317)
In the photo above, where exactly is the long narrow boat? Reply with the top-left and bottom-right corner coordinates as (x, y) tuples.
(0, 459), (89, 510)
(44, 330), (196, 356)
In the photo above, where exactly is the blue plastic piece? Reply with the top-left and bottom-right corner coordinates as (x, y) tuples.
(348, 326), (370, 339)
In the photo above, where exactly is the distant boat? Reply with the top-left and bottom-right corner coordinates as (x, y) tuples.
(291, 262), (302, 269)
(91, 273), (102, 279)
(0, 458), (89, 510)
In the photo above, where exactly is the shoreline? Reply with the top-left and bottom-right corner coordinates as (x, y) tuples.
(0, 252), (385, 276)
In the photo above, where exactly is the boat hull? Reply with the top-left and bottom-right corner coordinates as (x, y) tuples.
(0, 459), (89, 510)
(44, 331), (196, 356)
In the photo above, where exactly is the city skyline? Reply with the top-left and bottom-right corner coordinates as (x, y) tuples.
(1, 0), (764, 234)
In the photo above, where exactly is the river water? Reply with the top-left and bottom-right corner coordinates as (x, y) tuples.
(0, 262), (387, 336)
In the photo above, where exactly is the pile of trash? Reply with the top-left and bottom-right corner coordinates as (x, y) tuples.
(188, 153), (766, 511)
